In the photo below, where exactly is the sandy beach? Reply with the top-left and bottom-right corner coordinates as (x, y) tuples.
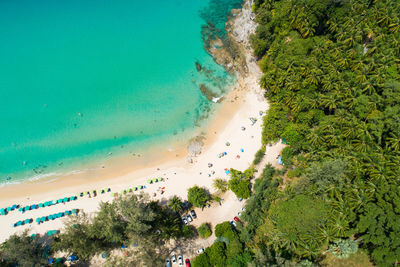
(0, 0), (281, 244)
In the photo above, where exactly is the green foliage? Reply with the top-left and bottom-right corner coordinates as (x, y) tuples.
(212, 178), (228, 193)
(187, 185), (210, 208)
(240, 164), (278, 242)
(192, 252), (210, 267)
(355, 181), (400, 267)
(0, 231), (48, 266)
(265, 195), (330, 257)
(168, 195), (183, 213)
(215, 222), (233, 238)
(53, 193), (194, 262)
(206, 242), (227, 267)
(228, 251), (253, 267)
(281, 147), (294, 167)
(198, 223), (212, 239)
(251, 0), (400, 264)
(329, 239), (358, 259)
(295, 160), (348, 196)
(53, 214), (111, 260)
(228, 169), (253, 199)
(253, 147), (266, 165)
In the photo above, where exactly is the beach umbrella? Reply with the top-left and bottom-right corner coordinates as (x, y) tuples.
(72, 209), (78, 214)
(18, 207), (23, 212)
(16, 221), (22, 226)
(58, 199), (63, 204)
(42, 216), (47, 221)
(107, 188), (111, 192)
(147, 179), (152, 184)
(38, 203), (44, 208)
(24, 219), (31, 224)
(36, 218), (41, 223)
(153, 178), (158, 183)
(1, 208), (5, 213)
(24, 205), (30, 211)
(6, 207), (11, 212)
(11, 204), (17, 210)
(63, 197), (69, 202)
(48, 215), (54, 220)
(100, 189), (105, 194)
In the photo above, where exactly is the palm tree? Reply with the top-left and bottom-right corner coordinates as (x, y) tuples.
(168, 196), (183, 213)
(212, 178), (228, 193)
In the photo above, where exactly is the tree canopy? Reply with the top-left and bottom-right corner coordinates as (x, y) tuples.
(187, 185), (211, 208)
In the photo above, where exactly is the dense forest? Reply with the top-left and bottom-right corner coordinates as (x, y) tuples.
(192, 0), (400, 266)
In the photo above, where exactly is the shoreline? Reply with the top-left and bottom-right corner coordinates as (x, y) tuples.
(0, 78), (250, 202)
(0, 0), (277, 243)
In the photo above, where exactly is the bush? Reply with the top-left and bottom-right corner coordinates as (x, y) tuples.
(253, 147), (266, 165)
(329, 239), (358, 259)
(206, 242), (226, 267)
(228, 170), (252, 199)
(192, 252), (210, 267)
(215, 222), (233, 238)
(197, 223), (212, 239)
(187, 186), (210, 208)
(281, 147), (295, 167)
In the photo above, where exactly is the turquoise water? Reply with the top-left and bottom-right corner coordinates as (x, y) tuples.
(0, 0), (242, 184)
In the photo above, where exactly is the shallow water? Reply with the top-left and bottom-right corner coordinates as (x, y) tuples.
(0, 0), (242, 184)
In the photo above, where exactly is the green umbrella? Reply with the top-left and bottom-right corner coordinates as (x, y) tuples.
(111, 193), (117, 197)
(147, 179), (152, 184)
(153, 178), (158, 183)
